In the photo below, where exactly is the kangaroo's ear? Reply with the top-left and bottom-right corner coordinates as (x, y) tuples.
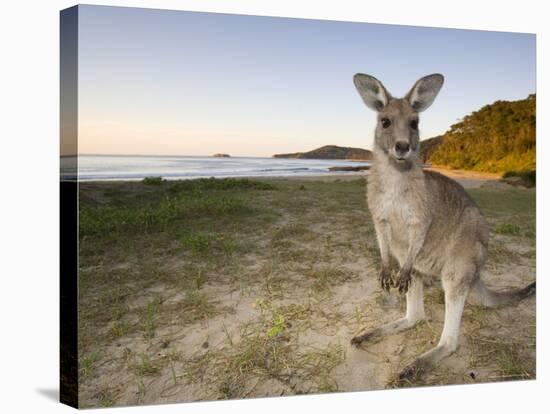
(406, 74), (444, 112)
(353, 73), (391, 112)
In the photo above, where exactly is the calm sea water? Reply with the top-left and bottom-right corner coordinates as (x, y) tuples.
(61, 155), (370, 181)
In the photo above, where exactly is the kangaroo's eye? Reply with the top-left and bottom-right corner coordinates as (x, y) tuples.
(381, 118), (391, 128)
(410, 119), (419, 130)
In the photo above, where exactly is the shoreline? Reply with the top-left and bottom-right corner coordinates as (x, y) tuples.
(426, 166), (501, 180)
(425, 167), (502, 189)
(74, 167), (503, 189)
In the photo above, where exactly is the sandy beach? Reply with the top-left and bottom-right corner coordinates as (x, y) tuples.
(77, 172), (535, 408)
(269, 167), (503, 187)
(426, 167), (503, 188)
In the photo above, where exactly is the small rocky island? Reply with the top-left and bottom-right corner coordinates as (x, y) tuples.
(212, 153), (231, 158)
(273, 145), (372, 161)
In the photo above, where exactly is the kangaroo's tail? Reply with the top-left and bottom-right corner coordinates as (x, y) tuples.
(471, 278), (536, 308)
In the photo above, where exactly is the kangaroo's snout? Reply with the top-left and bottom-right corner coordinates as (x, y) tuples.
(394, 141), (410, 157)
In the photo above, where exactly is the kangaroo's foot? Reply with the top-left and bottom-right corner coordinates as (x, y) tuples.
(394, 276), (469, 385)
(351, 317), (421, 347)
(395, 342), (457, 385)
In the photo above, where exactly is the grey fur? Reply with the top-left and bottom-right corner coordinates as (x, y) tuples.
(351, 73), (536, 382)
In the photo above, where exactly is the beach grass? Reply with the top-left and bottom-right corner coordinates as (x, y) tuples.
(77, 176), (535, 407)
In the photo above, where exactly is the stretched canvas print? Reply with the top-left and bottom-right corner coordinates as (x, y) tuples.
(60, 4), (537, 409)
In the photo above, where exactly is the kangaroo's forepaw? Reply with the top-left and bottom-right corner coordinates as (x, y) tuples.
(394, 268), (412, 294)
(378, 268), (392, 292)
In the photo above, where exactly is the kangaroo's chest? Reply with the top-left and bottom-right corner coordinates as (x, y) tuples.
(367, 173), (426, 248)
(378, 189), (413, 221)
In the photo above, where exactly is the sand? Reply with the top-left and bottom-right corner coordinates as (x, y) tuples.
(77, 173), (535, 408)
(261, 168), (504, 190)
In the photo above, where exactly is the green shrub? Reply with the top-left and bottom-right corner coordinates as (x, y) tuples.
(502, 170), (536, 187)
(495, 223), (521, 236)
(180, 232), (240, 255)
(142, 176), (164, 185)
(80, 195), (251, 236)
(169, 177), (276, 194)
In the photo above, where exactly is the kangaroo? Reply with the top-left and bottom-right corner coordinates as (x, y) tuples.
(351, 73), (536, 382)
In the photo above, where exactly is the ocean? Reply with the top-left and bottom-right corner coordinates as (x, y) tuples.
(61, 155), (370, 181)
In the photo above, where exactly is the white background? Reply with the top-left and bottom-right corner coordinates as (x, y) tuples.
(0, 0), (547, 412)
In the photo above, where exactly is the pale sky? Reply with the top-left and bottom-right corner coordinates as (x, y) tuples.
(73, 5), (536, 157)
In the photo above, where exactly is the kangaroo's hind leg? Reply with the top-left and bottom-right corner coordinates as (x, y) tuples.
(351, 275), (425, 346)
(397, 265), (474, 382)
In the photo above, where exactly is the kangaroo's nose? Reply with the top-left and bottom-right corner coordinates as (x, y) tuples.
(395, 142), (410, 154)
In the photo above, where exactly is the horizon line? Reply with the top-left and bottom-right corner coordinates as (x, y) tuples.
(63, 153), (278, 158)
